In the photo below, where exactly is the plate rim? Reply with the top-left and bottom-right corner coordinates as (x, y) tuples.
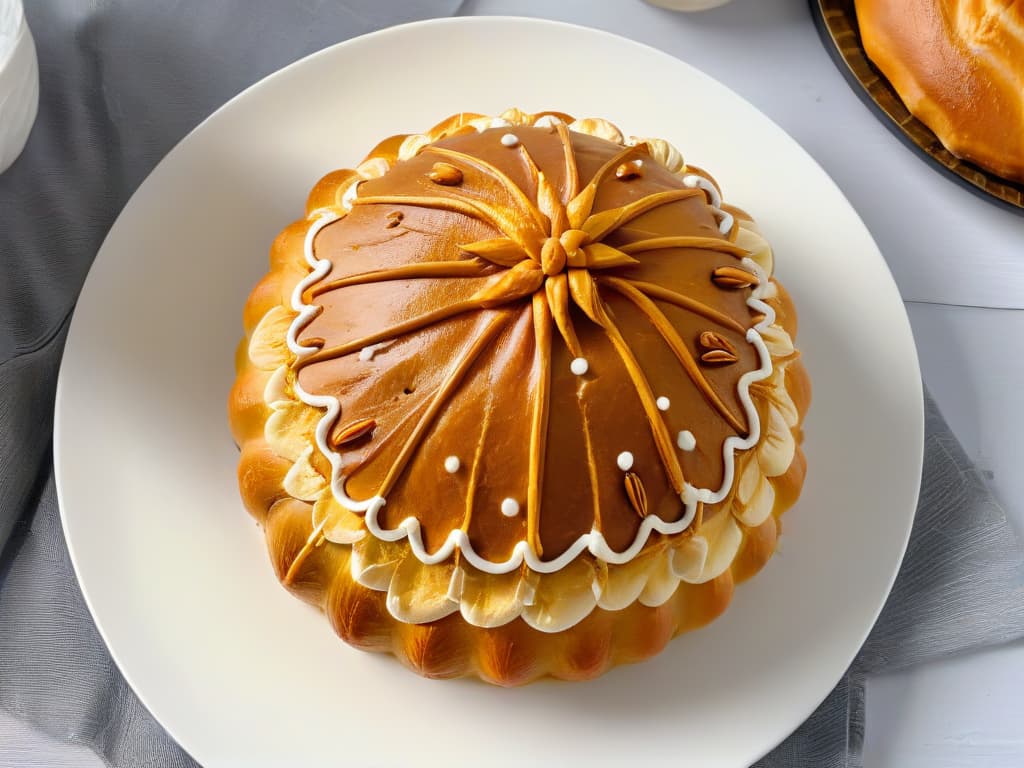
(55, 14), (924, 767)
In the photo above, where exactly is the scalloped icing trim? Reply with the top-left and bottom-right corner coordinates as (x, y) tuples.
(281, 110), (778, 577)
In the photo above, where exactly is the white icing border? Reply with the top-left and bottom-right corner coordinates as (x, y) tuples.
(284, 145), (776, 577)
(682, 174), (735, 235)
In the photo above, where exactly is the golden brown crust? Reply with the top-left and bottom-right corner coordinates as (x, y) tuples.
(227, 110), (811, 684)
(250, 440), (809, 685)
(261, 492), (739, 685)
(856, 0), (1024, 181)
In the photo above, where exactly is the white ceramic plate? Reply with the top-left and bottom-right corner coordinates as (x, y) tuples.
(56, 17), (923, 768)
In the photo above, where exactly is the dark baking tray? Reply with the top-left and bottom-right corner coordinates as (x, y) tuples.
(810, 0), (1024, 213)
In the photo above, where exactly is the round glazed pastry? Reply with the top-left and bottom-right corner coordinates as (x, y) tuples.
(856, 0), (1024, 182)
(228, 109), (810, 685)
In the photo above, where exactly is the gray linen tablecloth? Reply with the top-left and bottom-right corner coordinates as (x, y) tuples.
(2, 2), (1023, 766)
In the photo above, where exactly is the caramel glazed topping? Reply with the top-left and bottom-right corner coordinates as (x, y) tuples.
(291, 122), (771, 572)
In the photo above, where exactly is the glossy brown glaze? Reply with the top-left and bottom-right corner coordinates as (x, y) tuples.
(291, 125), (764, 564)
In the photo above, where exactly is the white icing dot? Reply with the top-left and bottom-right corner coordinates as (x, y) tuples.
(501, 498), (520, 517)
(656, 396), (670, 411)
(500, 133), (520, 148)
(570, 357), (589, 376)
(617, 451), (634, 471)
(677, 430), (696, 451)
(358, 347), (374, 362)
(444, 456), (461, 474)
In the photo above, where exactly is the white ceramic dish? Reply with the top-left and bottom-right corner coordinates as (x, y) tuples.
(56, 17), (923, 768)
(0, 0), (38, 174)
